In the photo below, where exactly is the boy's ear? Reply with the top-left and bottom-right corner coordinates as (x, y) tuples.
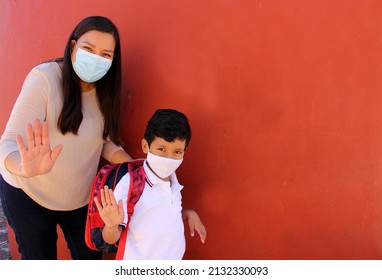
(141, 139), (149, 154)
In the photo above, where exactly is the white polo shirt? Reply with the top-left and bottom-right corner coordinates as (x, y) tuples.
(113, 160), (185, 260)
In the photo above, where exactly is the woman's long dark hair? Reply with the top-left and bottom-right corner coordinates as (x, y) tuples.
(58, 16), (122, 145)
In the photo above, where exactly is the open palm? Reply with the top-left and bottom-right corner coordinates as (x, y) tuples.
(17, 119), (63, 177)
(94, 186), (124, 227)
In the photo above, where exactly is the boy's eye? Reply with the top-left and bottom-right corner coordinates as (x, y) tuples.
(157, 148), (165, 152)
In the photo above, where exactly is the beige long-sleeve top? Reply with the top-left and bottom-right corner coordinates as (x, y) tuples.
(0, 62), (124, 210)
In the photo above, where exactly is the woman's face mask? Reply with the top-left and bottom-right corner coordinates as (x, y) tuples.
(72, 47), (112, 83)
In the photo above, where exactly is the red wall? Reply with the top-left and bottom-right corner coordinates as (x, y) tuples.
(2, 0), (382, 259)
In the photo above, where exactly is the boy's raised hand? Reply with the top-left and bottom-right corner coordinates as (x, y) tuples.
(94, 185), (124, 228)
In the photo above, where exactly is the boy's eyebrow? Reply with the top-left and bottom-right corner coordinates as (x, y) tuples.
(155, 144), (184, 151)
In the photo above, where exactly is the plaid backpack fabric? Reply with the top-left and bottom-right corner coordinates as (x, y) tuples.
(85, 159), (145, 257)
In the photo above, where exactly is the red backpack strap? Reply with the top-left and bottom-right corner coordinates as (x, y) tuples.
(115, 160), (145, 260)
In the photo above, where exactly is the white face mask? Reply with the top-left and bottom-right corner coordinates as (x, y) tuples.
(72, 47), (112, 83)
(147, 151), (183, 179)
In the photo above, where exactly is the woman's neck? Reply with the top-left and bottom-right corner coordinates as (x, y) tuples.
(80, 81), (95, 92)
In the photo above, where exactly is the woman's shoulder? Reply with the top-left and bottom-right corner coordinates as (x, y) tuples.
(33, 60), (62, 73)
(29, 60), (62, 82)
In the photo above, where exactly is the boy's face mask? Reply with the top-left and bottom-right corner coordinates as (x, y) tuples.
(147, 150), (183, 179)
(72, 47), (112, 83)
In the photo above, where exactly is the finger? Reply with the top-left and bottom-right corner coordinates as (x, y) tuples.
(94, 196), (102, 211)
(104, 185), (111, 205)
(108, 188), (117, 205)
(25, 123), (34, 150)
(16, 135), (27, 156)
(41, 121), (50, 146)
(190, 227), (195, 237)
(34, 119), (42, 146)
(195, 226), (206, 243)
(99, 188), (106, 206)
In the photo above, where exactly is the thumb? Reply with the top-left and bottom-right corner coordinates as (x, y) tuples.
(51, 144), (63, 161)
(118, 200), (124, 213)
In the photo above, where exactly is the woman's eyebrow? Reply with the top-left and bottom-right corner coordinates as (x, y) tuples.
(81, 40), (114, 53)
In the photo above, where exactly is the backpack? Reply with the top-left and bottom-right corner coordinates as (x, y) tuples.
(85, 159), (146, 259)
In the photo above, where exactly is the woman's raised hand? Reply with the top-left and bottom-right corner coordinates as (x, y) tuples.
(16, 119), (63, 177)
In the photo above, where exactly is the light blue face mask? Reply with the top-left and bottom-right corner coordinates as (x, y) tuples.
(72, 47), (112, 83)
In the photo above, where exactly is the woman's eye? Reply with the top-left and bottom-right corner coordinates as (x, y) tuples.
(83, 46), (92, 52)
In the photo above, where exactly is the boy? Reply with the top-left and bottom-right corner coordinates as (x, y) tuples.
(94, 109), (206, 259)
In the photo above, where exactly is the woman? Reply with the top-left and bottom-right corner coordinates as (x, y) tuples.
(0, 16), (205, 260)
